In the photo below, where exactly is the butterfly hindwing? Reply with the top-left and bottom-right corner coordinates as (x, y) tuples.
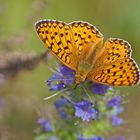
(87, 38), (140, 86)
(88, 58), (139, 86)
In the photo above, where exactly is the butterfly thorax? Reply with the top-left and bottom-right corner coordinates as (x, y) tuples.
(75, 42), (101, 84)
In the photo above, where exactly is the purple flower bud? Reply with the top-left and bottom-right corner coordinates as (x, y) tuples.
(78, 135), (104, 140)
(37, 118), (53, 132)
(107, 95), (121, 108)
(47, 65), (75, 91)
(89, 83), (110, 95)
(111, 115), (124, 126)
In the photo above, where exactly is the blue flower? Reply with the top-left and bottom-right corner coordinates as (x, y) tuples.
(47, 65), (75, 91)
(74, 100), (97, 122)
(55, 96), (69, 108)
(107, 95), (121, 108)
(78, 135), (104, 140)
(89, 83), (110, 95)
(37, 118), (53, 132)
(78, 135), (86, 140)
(54, 96), (70, 119)
(48, 82), (66, 91)
(88, 137), (104, 140)
(111, 115), (124, 126)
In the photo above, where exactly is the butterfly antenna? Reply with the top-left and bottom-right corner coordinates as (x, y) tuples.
(44, 88), (71, 100)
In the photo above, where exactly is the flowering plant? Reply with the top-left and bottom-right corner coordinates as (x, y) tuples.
(35, 65), (125, 140)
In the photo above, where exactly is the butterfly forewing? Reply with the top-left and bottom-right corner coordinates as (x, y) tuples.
(69, 21), (103, 62)
(35, 20), (103, 71)
(35, 20), (77, 70)
(87, 38), (140, 86)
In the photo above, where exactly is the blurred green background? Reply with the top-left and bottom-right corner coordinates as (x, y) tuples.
(0, 0), (140, 139)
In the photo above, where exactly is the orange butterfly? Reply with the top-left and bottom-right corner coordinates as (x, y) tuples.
(35, 19), (140, 86)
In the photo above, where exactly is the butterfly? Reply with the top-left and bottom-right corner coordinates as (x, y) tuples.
(35, 19), (140, 86)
